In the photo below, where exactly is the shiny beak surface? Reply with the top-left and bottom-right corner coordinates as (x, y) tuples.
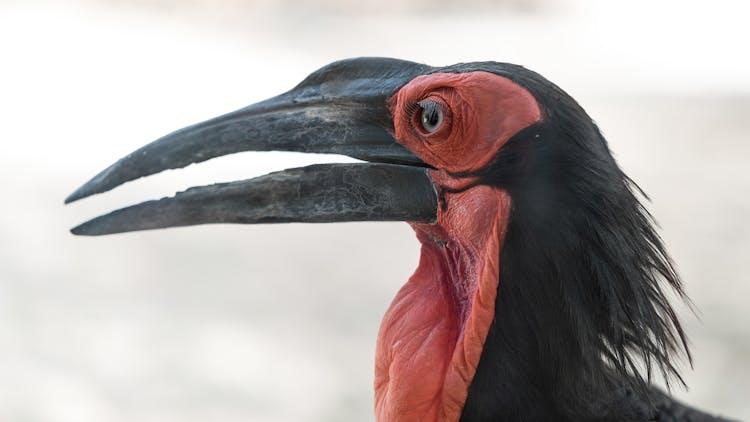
(67, 57), (438, 235)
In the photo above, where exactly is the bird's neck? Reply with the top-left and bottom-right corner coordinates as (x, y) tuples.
(373, 184), (511, 422)
(459, 190), (651, 421)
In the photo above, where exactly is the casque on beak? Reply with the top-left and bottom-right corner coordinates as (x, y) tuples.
(66, 57), (438, 235)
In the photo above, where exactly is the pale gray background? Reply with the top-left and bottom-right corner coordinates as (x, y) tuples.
(1, 0), (748, 421)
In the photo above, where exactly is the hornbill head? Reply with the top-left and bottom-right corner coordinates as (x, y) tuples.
(67, 58), (694, 421)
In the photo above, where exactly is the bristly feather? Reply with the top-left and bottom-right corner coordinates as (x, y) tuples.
(433, 63), (695, 420)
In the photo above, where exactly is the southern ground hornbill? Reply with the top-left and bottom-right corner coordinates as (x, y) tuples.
(66, 58), (737, 421)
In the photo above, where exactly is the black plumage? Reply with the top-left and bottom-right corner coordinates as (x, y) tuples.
(429, 62), (732, 421)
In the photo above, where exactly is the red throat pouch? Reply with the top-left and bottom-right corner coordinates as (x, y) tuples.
(374, 180), (511, 422)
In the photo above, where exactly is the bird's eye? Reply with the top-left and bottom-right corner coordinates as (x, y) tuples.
(417, 100), (444, 133)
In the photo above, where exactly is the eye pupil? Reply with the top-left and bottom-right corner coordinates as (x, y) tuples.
(418, 101), (444, 133)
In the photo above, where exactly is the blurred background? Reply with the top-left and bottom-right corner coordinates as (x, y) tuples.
(1, 0), (748, 420)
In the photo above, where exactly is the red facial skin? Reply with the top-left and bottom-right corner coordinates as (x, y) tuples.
(375, 72), (541, 421)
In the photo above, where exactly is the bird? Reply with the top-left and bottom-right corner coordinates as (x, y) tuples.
(65, 57), (738, 422)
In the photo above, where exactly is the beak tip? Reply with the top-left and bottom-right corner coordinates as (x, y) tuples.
(70, 222), (90, 236)
(65, 184), (93, 204)
(70, 214), (112, 236)
(64, 193), (80, 205)
(66, 175), (112, 203)
(66, 165), (119, 204)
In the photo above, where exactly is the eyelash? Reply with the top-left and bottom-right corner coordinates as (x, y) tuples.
(405, 101), (421, 120)
(406, 99), (446, 133)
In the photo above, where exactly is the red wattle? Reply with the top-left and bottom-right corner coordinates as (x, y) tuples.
(374, 183), (511, 422)
(377, 70), (539, 421)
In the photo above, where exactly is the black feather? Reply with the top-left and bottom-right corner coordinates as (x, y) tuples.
(423, 62), (730, 421)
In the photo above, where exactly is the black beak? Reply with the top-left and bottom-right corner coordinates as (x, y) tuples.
(66, 57), (438, 235)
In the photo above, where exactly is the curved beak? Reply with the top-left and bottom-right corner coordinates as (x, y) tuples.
(66, 57), (438, 235)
